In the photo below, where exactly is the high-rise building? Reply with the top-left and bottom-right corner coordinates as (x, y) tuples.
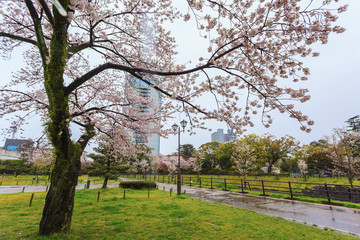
(126, 77), (161, 154)
(211, 129), (235, 143)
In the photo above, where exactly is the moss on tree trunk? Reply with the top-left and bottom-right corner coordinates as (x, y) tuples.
(38, 2), (87, 235)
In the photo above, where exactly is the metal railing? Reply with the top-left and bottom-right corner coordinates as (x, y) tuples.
(119, 174), (360, 204)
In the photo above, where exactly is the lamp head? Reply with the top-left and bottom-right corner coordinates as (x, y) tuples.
(172, 123), (179, 132)
(180, 119), (187, 129)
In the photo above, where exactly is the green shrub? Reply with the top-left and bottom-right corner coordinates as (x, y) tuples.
(119, 181), (157, 189)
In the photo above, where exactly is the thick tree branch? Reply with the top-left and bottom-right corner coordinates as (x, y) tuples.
(24, 0), (49, 65)
(38, 0), (54, 25)
(64, 63), (210, 115)
(64, 62), (211, 95)
(77, 123), (95, 150)
(0, 32), (38, 46)
(24, 0), (39, 21)
(67, 42), (92, 58)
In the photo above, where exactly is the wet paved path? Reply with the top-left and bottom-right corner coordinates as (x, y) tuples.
(0, 182), (120, 194)
(1, 179), (360, 237)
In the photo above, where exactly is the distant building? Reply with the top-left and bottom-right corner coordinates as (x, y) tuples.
(4, 139), (33, 152)
(0, 138), (33, 160)
(126, 77), (161, 154)
(211, 129), (235, 143)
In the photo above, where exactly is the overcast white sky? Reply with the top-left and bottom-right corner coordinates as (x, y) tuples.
(0, 0), (359, 155)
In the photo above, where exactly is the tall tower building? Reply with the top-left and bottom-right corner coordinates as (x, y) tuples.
(211, 129), (235, 143)
(126, 77), (161, 154)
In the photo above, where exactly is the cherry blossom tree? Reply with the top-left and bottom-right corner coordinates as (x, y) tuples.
(231, 140), (257, 177)
(326, 128), (360, 187)
(297, 159), (308, 179)
(0, 0), (347, 235)
(157, 155), (194, 175)
(192, 152), (203, 175)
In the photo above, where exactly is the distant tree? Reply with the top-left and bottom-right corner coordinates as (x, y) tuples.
(257, 135), (298, 173)
(306, 146), (334, 174)
(279, 158), (299, 173)
(88, 144), (127, 188)
(297, 159), (308, 179)
(327, 128), (360, 187)
(346, 115), (360, 132)
(215, 142), (234, 169)
(231, 140), (257, 178)
(198, 142), (220, 171)
(192, 150), (203, 175)
(179, 144), (196, 159)
(158, 155), (194, 175)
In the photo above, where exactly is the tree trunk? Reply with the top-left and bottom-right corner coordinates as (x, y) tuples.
(39, 146), (81, 235)
(39, 4), (83, 234)
(102, 176), (109, 189)
(267, 165), (272, 174)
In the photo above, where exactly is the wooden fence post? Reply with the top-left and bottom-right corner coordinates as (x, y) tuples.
(97, 191), (100, 202)
(288, 181), (294, 199)
(247, 181), (251, 191)
(260, 180), (268, 196)
(240, 179), (244, 193)
(324, 183), (331, 204)
(29, 193), (34, 206)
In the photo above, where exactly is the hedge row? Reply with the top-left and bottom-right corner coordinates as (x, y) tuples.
(119, 181), (157, 189)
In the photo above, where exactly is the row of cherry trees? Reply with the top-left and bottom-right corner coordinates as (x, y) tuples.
(147, 116), (359, 187)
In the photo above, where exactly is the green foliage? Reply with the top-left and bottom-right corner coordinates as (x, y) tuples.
(280, 158), (299, 173)
(179, 144), (195, 159)
(198, 142), (220, 171)
(306, 149), (334, 172)
(214, 142), (234, 169)
(88, 145), (129, 183)
(119, 180), (157, 189)
(0, 159), (33, 175)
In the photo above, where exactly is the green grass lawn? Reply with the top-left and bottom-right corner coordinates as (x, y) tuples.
(0, 188), (357, 239)
(0, 175), (116, 186)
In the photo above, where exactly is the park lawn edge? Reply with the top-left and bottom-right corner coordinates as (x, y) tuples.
(0, 188), (358, 240)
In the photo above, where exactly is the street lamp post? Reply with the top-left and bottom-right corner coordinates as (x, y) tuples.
(172, 119), (187, 195)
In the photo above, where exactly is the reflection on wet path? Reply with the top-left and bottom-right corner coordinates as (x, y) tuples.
(156, 182), (360, 236)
